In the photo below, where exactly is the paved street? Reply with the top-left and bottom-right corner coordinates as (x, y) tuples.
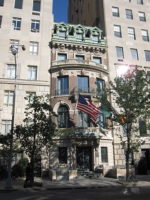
(1, 175), (150, 200)
(1, 187), (150, 200)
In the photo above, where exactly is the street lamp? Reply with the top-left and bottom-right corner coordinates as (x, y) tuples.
(5, 44), (25, 189)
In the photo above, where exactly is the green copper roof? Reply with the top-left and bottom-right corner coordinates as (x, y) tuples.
(52, 23), (106, 46)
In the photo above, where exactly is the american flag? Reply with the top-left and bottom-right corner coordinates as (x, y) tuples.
(77, 95), (100, 123)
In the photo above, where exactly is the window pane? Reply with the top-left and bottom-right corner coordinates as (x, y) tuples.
(12, 17), (21, 30)
(76, 33), (83, 41)
(126, 9), (133, 19)
(27, 66), (37, 80)
(78, 111), (90, 127)
(33, 0), (41, 12)
(57, 53), (67, 60)
(58, 105), (69, 128)
(76, 55), (84, 60)
(99, 113), (106, 129)
(58, 31), (66, 39)
(78, 76), (89, 93)
(137, 0), (143, 4)
(26, 92), (36, 104)
(0, 0), (4, 6)
(112, 7), (119, 17)
(59, 147), (67, 164)
(114, 25), (122, 37)
(144, 50), (150, 61)
(139, 120), (147, 136)
(57, 76), (69, 95)
(130, 48), (138, 60)
(0, 15), (2, 28)
(92, 35), (99, 43)
(14, 0), (23, 9)
(139, 12), (146, 21)
(96, 78), (105, 93)
(4, 91), (14, 106)
(2, 120), (12, 135)
(141, 30), (149, 41)
(128, 27), (136, 40)
(101, 147), (108, 163)
(29, 41), (38, 55)
(116, 47), (124, 59)
(6, 65), (16, 79)
(31, 19), (40, 32)
(93, 57), (102, 64)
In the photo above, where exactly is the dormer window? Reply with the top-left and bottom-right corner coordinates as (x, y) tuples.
(92, 35), (99, 43)
(76, 32), (83, 41)
(58, 31), (66, 39)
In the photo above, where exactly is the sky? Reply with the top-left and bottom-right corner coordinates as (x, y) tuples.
(53, 0), (69, 23)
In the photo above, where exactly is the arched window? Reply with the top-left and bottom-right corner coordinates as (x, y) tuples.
(58, 105), (69, 128)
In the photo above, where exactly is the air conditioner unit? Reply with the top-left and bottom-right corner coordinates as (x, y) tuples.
(118, 59), (124, 62)
(31, 28), (37, 32)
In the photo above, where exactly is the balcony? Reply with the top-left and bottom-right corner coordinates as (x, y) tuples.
(55, 88), (69, 95)
(51, 59), (108, 72)
(54, 87), (97, 96)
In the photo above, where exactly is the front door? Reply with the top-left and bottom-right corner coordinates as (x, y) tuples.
(76, 146), (92, 171)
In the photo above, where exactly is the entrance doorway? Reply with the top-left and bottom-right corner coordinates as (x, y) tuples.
(76, 146), (92, 171)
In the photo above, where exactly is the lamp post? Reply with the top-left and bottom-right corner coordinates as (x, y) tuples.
(5, 44), (25, 189)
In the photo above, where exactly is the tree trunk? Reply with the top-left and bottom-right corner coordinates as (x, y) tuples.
(126, 122), (131, 181)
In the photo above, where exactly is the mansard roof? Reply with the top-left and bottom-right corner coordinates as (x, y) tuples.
(52, 23), (106, 46)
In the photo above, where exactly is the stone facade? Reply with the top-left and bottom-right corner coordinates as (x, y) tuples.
(0, 0), (53, 164)
(68, 0), (150, 174)
(48, 23), (114, 179)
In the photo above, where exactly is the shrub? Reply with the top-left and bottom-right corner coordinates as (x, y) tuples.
(12, 157), (29, 178)
(0, 164), (7, 180)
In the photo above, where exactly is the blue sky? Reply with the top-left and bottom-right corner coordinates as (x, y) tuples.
(53, 0), (69, 22)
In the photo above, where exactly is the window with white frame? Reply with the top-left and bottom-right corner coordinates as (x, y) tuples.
(29, 41), (38, 55)
(130, 48), (139, 60)
(58, 31), (66, 39)
(4, 91), (14, 106)
(12, 17), (21, 30)
(126, 9), (133, 19)
(144, 50), (150, 61)
(1, 120), (12, 135)
(92, 35), (99, 43)
(114, 25), (122, 37)
(138, 12), (146, 21)
(10, 40), (19, 52)
(112, 7), (119, 17)
(116, 46), (124, 59)
(76, 32), (83, 41)
(26, 92), (36, 104)
(141, 29), (149, 41)
(31, 19), (40, 32)
(128, 27), (136, 40)
(33, 0), (41, 12)
(14, 0), (23, 9)
(6, 64), (16, 79)
(27, 66), (37, 80)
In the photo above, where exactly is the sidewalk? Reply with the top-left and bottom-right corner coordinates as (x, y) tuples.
(0, 176), (121, 191)
(1, 175), (150, 191)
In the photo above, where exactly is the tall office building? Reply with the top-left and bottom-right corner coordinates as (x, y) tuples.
(69, 0), (150, 172)
(0, 0), (53, 162)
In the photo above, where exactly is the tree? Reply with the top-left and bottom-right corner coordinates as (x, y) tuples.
(98, 70), (150, 180)
(15, 95), (56, 186)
